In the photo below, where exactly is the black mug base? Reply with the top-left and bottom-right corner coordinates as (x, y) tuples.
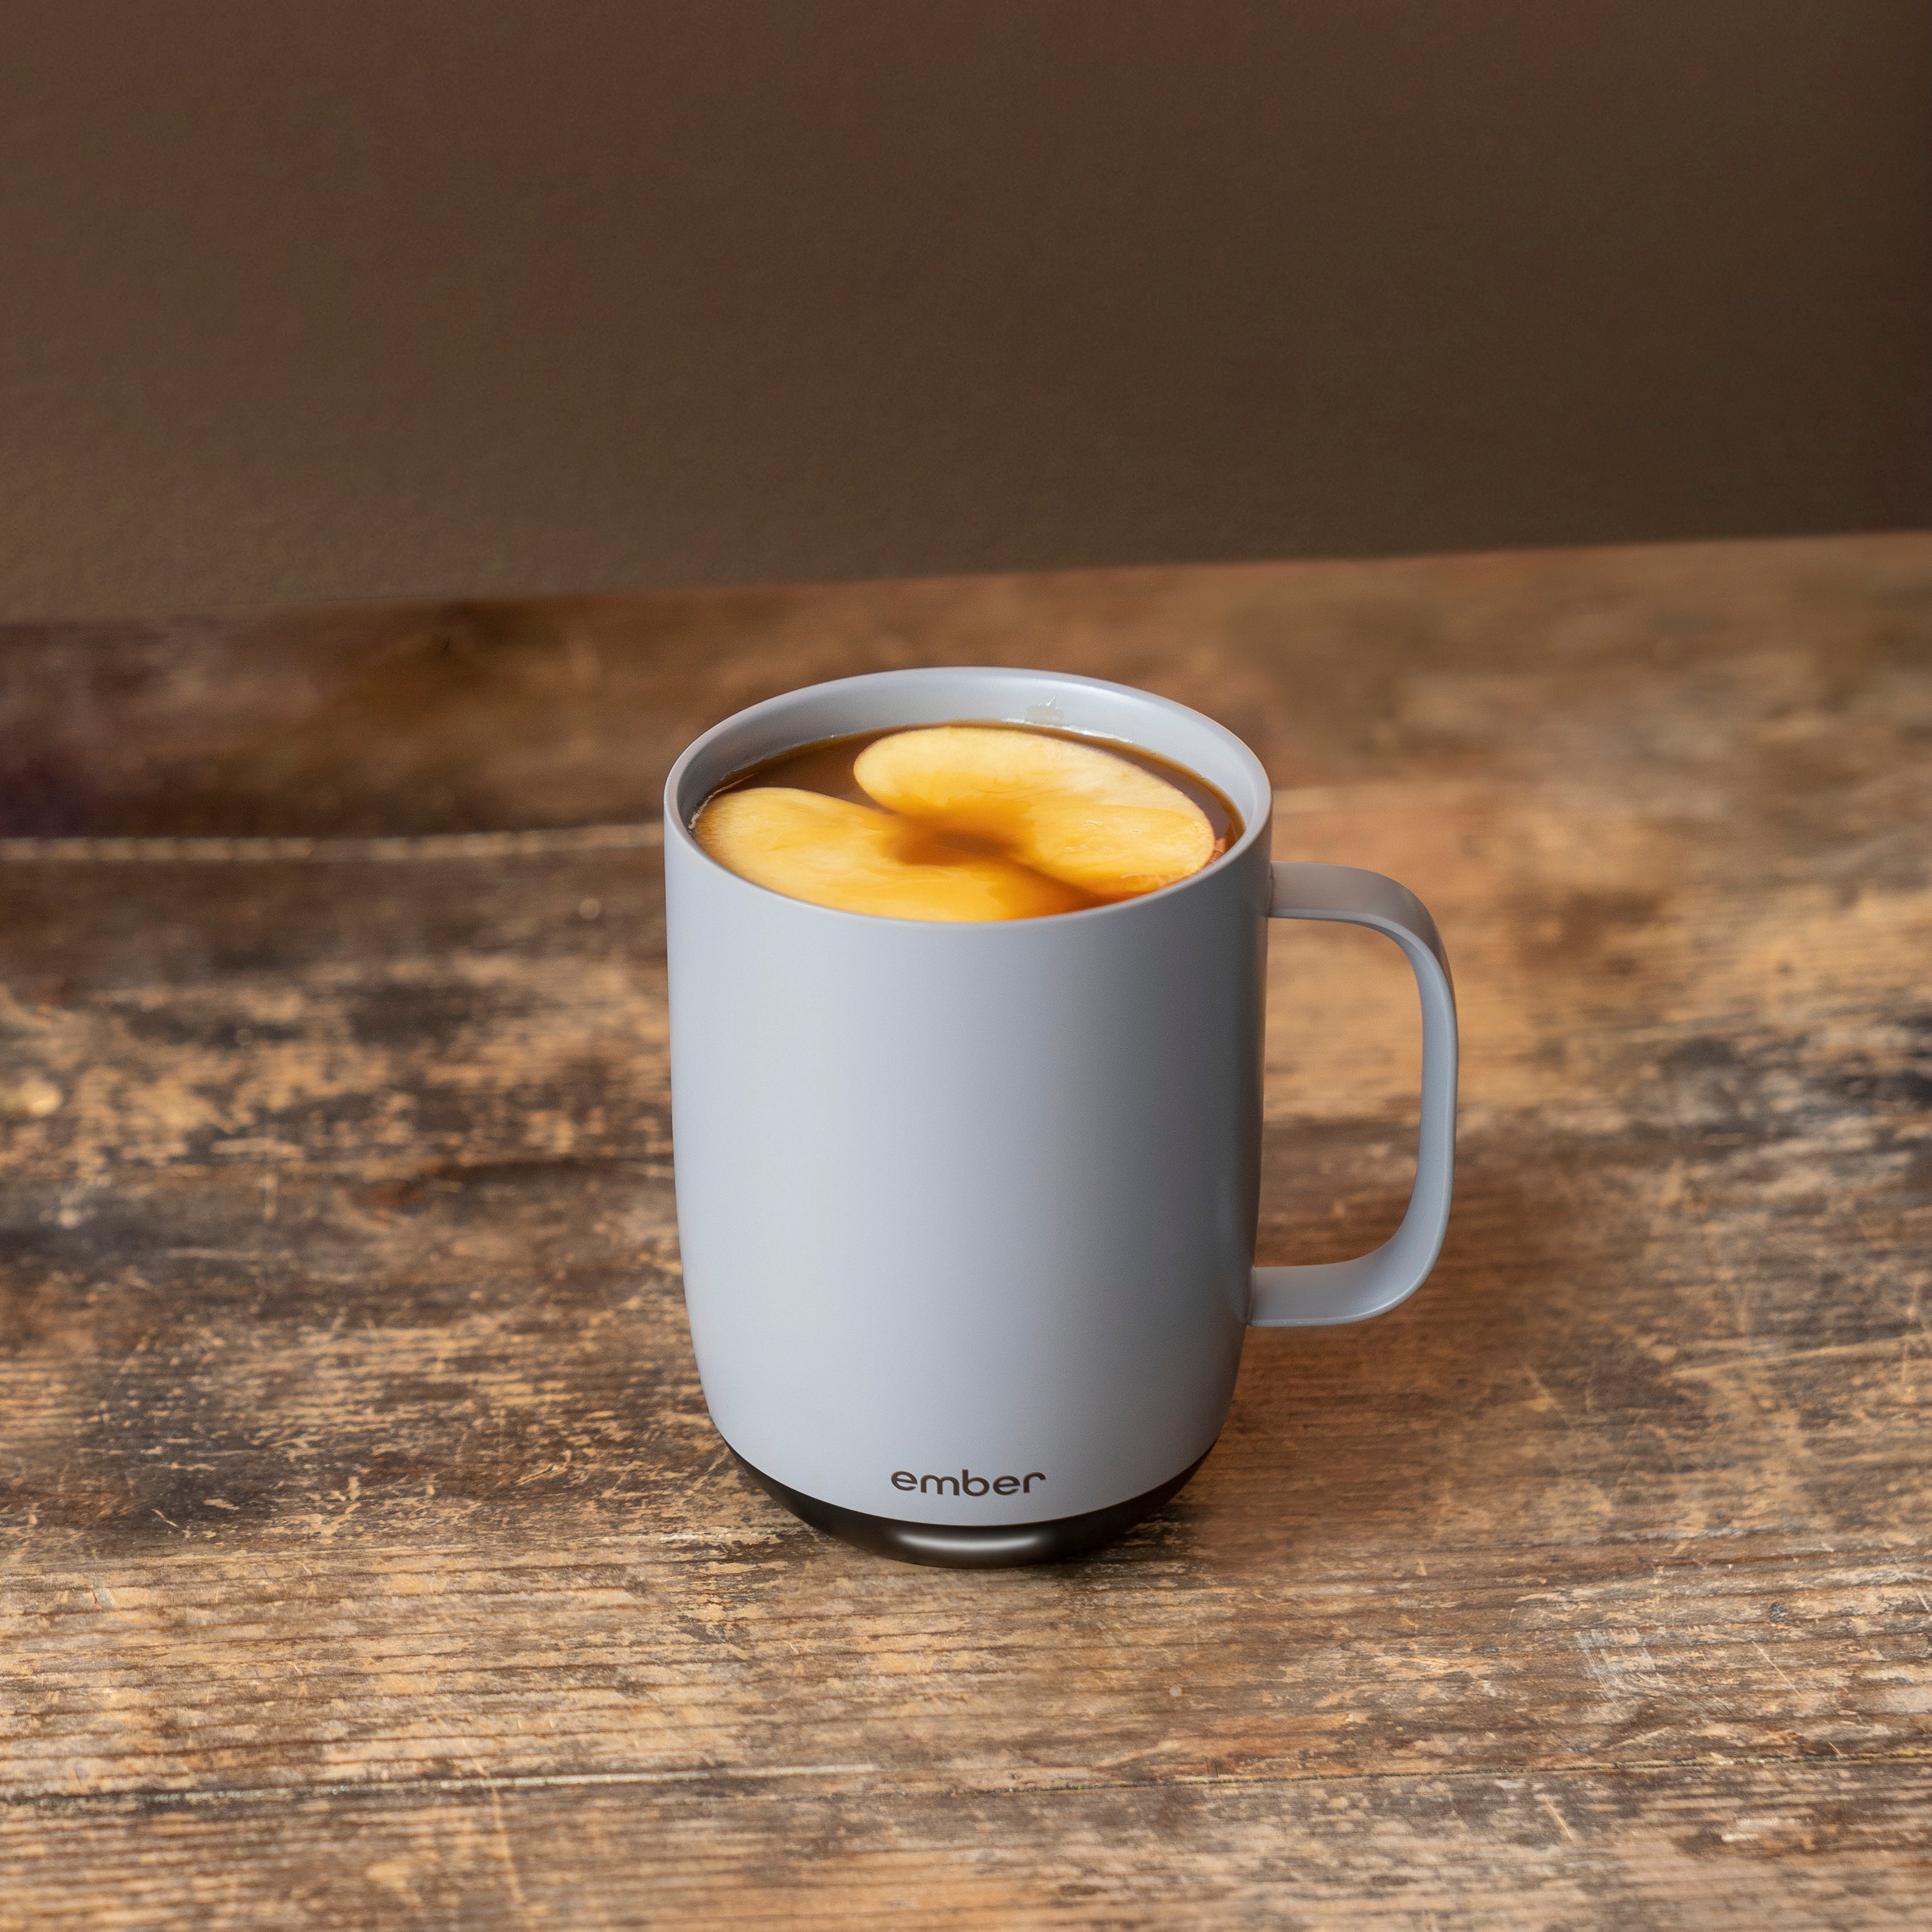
(731, 1449), (1210, 1568)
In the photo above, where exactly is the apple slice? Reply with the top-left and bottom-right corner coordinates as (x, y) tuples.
(694, 786), (1089, 921)
(853, 726), (1216, 898)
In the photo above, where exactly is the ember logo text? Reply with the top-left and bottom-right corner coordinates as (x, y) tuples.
(891, 1469), (1045, 1498)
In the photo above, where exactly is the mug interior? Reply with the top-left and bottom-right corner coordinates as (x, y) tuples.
(667, 669), (1274, 858)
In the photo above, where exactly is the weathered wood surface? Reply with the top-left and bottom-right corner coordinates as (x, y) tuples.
(1, 535), (1928, 1926)
(6, 1763), (1930, 1929)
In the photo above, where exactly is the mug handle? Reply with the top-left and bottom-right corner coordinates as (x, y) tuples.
(1249, 862), (1459, 1326)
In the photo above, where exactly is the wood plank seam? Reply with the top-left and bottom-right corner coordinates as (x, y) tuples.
(0, 825), (664, 863)
(9, 1748), (1932, 1815)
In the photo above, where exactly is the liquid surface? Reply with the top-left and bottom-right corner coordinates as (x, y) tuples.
(694, 722), (1241, 921)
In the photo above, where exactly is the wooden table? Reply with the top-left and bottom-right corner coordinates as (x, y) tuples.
(2, 535), (1928, 1927)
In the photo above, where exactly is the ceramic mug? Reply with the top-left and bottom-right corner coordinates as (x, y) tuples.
(663, 668), (1457, 1566)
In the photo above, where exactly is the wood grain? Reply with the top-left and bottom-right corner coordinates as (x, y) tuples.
(8, 1763), (1932, 1930)
(2, 534), (1929, 1924)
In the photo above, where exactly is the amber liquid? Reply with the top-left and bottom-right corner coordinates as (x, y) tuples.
(711, 723), (1241, 835)
(703, 722), (1243, 916)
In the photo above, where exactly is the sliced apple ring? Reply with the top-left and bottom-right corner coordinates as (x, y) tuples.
(695, 786), (1090, 921)
(853, 726), (1216, 898)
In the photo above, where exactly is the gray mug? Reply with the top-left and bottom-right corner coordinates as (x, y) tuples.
(664, 668), (1457, 1566)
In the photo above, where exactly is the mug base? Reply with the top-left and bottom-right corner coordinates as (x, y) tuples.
(731, 1449), (1210, 1568)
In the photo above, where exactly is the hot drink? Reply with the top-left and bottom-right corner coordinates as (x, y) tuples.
(692, 722), (1242, 919)
(666, 667), (1458, 1568)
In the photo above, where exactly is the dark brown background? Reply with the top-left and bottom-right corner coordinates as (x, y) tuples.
(2, 1), (1928, 622)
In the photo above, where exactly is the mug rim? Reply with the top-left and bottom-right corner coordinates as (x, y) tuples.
(663, 666), (1274, 929)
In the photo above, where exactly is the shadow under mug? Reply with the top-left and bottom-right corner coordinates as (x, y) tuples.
(664, 668), (1457, 1567)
